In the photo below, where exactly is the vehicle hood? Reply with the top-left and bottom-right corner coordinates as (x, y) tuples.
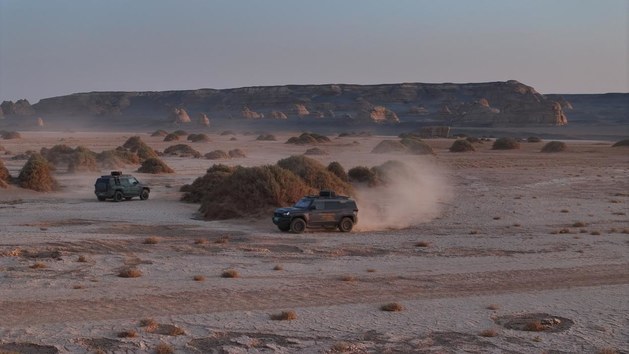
(274, 207), (304, 214)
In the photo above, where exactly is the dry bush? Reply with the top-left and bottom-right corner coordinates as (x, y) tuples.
(215, 235), (229, 244)
(163, 133), (179, 142)
(193, 275), (205, 281)
(273, 264), (283, 271)
(73, 284), (85, 289)
(221, 269), (240, 278)
(304, 147), (328, 155)
(270, 310), (297, 321)
(597, 348), (619, 354)
(611, 139), (629, 147)
(97, 149), (140, 169)
(194, 238), (209, 245)
(449, 139), (475, 152)
(380, 303), (403, 312)
(479, 329), (498, 337)
(348, 166), (378, 185)
(371, 140), (407, 153)
(415, 241), (430, 247)
(118, 267), (142, 278)
(572, 221), (587, 227)
(524, 320), (545, 331)
(205, 150), (230, 160)
(155, 342), (174, 354)
(30, 262), (47, 269)
(138, 157), (174, 174)
(1, 131), (21, 139)
(77, 255), (88, 262)
(541, 141), (567, 153)
(492, 137), (520, 150)
(180, 164), (234, 203)
(122, 136), (158, 161)
(366, 269), (376, 273)
(143, 236), (160, 244)
(527, 136), (542, 143)
(256, 134), (276, 141)
(187, 133), (211, 142)
(151, 129), (169, 137)
(340, 275), (356, 282)
(40, 144), (75, 165)
(68, 146), (99, 172)
(286, 132), (330, 145)
(0, 159), (10, 186)
(486, 304), (500, 310)
(400, 137), (434, 155)
(117, 329), (138, 338)
(277, 155), (353, 195)
(163, 144), (201, 158)
(167, 325), (185, 336)
(221, 130), (235, 136)
(172, 130), (188, 137)
(140, 318), (158, 331)
(228, 149), (246, 158)
(18, 153), (59, 192)
(590, 231), (601, 235)
(327, 161), (348, 182)
(466, 136), (480, 143)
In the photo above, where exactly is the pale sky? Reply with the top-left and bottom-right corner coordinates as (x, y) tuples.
(1, 0), (627, 103)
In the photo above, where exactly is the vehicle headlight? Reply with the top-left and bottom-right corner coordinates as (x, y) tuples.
(282, 211), (290, 216)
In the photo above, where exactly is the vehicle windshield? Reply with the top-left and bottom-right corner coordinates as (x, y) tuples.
(293, 198), (312, 209)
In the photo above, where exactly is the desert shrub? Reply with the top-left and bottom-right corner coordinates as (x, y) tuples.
(172, 129), (188, 136)
(118, 267), (142, 278)
(0, 159), (10, 187)
(371, 140), (406, 153)
(138, 157), (174, 174)
(1, 131), (21, 139)
(117, 329), (138, 338)
(187, 133), (211, 142)
(18, 153), (59, 192)
(163, 133), (179, 142)
(163, 144), (201, 158)
(612, 139), (629, 147)
(180, 164), (234, 202)
(492, 137), (520, 150)
(220, 130), (235, 136)
(327, 161), (348, 182)
(199, 165), (312, 219)
(479, 329), (498, 337)
(193, 275), (205, 281)
(150, 129), (169, 137)
(398, 132), (423, 139)
(122, 136), (158, 161)
(221, 269), (240, 278)
(541, 141), (567, 153)
(304, 147), (328, 155)
(286, 132), (330, 145)
(371, 160), (414, 185)
(205, 150), (230, 160)
(40, 144), (75, 165)
(68, 146), (99, 172)
(449, 139), (475, 152)
(270, 310), (297, 321)
(228, 149), (246, 158)
(277, 155), (353, 195)
(400, 137), (434, 155)
(143, 236), (159, 244)
(256, 134), (276, 141)
(348, 166), (379, 186)
(527, 136), (542, 143)
(97, 149), (140, 168)
(380, 303), (403, 312)
(466, 136), (480, 143)
(155, 343), (174, 354)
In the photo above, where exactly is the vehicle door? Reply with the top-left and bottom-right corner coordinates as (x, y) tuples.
(309, 200), (338, 226)
(126, 177), (141, 196)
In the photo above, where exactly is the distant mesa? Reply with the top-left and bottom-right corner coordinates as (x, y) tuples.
(358, 105), (400, 123)
(294, 104), (310, 117)
(242, 106), (263, 119)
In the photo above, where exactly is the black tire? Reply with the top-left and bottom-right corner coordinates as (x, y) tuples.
(125, 197), (132, 201)
(97, 196), (106, 202)
(113, 191), (124, 202)
(140, 189), (149, 200)
(290, 218), (306, 234)
(339, 217), (354, 232)
(278, 224), (290, 232)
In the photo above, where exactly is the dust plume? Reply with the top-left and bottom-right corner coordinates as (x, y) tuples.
(353, 158), (452, 231)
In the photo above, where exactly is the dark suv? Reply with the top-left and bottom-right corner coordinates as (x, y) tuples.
(272, 190), (358, 233)
(94, 171), (150, 202)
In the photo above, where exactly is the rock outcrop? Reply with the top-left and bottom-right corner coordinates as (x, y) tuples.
(170, 108), (191, 124)
(198, 113), (210, 127)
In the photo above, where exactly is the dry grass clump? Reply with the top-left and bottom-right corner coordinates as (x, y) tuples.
(77, 255), (88, 262)
(18, 153), (59, 192)
(40, 144), (99, 172)
(180, 164), (233, 203)
(221, 269), (240, 278)
(527, 136), (542, 143)
(479, 328), (498, 337)
(486, 304), (500, 310)
(449, 139), (475, 152)
(150, 129), (169, 137)
(140, 318), (158, 331)
(400, 137), (434, 155)
(277, 155), (353, 195)
(286, 132), (330, 145)
(492, 137), (520, 150)
(163, 133), (179, 142)
(193, 275), (206, 281)
(380, 303), (403, 312)
(590, 230), (601, 235)
(327, 161), (349, 182)
(256, 134), (276, 141)
(96, 149), (140, 169)
(597, 348), (620, 354)
(187, 133), (211, 142)
(118, 267), (142, 278)
(117, 329), (138, 338)
(228, 149), (246, 158)
(205, 150), (230, 160)
(541, 141), (567, 153)
(1, 130), (21, 139)
(340, 275), (356, 282)
(30, 261), (47, 269)
(143, 236), (160, 244)
(611, 139), (629, 147)
(273, 264), (284, 271)
(155, 342), (174, 354)
(371, 140), (407, 153)
(348, 166), (378, 185)
(304, 147), (328, 155)
(138, 157), (174, 174)
(122, 136), (159, 161)
(0, 159), (10, 187)
(172, 130), (188, 137)
(415, 241), (430, 247)
(270, 310), (297, 321)
(163, 144), (201, 158)
(524, 320), (545, 332)
(572, 221), (587, 227)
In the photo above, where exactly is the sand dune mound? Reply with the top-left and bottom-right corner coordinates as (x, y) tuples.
(18, 153), (59, 192)
(220, 130), (235, 136)
(96, 149), (140, 169)
(1, 130), (21, 139)
(256, 134), (277, 141)
(327, 161), (348, 182)
(349, 160), (413, 187)
(277, 155), (352, 195)
(286, 133), (330, 145)
(527, 136), (542, 143)
(611, 139), (629, 147)
(0, 159), (10, 188)
(122, 136), (158, 161)
(150, 129), (169, 137)
(400, 138), (434, 155)
(164, 144), (201, 158)
(187, 133), (211, 143)
(172, 130), (188, 137)
(228, 149), (246, 158)
(371, 140), (407, 153)
(304, 147), (328, 155)
(40, 145), (99, 172)
(492, 137), (520, 150)
(163, 133), (180, 142)
(449, 139), (476, 152)
(180, 165), (234, 203)
(137, 157), (174, 174)
(541, 141), (567, 153)
(205, 150), (230, 160)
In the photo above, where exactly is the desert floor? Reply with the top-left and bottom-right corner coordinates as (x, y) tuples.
(0, 131), (627, 354)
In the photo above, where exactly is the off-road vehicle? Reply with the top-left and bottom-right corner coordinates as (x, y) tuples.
(94, 171), (150, 202)
(272, 190), (358, 233)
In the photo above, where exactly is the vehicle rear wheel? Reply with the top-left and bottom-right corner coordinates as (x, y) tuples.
(113, 191), (124, 202)
(97, 196), (106, 202)
(290, 218), (306, 234)
(339, 217), (354, 232)
(140, 189), (149, 200)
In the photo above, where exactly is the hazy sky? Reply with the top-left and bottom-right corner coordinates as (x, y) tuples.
(1, 0), (627, 103)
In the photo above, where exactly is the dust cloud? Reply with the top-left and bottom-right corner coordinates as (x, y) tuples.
(353, 159), (452, 231)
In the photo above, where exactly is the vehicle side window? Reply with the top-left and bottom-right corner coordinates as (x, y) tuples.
(114, 177), (120, 186)
(131, 178), (139, 185)
(313, 201), (325, 210)
(324, 201), (342, 210)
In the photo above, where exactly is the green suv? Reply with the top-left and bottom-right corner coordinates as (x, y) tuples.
(94, 171), (150, 202)
(272, 190), (359, 233)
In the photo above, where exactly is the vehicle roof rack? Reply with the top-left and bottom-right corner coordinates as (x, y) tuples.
(110, 171), (122, 176)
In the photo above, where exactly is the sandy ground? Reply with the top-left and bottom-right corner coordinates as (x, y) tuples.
(0, 131), (628, 354)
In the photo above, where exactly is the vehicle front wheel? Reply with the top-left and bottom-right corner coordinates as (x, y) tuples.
(113, 191), (124, 202)
(278, 224), (290, 232)
(97, 196), (106, 202)
(339, 217), (354, 232)
(290, 218), (306, 234)
(140, 189), (149, 200)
